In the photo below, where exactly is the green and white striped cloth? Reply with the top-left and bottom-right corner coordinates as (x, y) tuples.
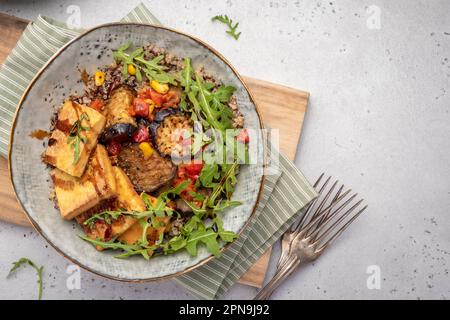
(0, 3), (317, 299)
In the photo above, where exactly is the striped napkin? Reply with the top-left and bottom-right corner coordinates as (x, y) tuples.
(0, 3), (317, 299)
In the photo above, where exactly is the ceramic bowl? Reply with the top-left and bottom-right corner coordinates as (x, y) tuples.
(9, 23), (264, 281)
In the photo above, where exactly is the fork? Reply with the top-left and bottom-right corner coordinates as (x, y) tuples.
(254, 174), (367, 300)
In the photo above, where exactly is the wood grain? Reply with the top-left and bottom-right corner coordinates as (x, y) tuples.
(0, 12), (309, 288)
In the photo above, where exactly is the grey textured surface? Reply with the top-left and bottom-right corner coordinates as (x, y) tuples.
(0, 0), (449, 300)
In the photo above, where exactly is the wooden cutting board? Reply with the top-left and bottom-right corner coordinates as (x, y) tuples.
(0, 12), (309, 288)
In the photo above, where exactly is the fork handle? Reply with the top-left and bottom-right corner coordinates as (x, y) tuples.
(254, 256), (301, 300)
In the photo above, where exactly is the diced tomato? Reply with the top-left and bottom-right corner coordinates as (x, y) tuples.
(132, 127), (150, 143)
(236, 128), (250, 143)
(162, 89), (180, 108)
(89, 99), (104, 112)
(133, 98), (149, 117)
(149, 90), (165, 107)
(173, 178), (196, 201)
(177, 162), (203, 182)
(183, 162), (203, 178)
(106, 140), (121, 156)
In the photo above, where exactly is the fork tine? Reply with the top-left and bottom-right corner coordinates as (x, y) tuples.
(301, 188), (352, 236)
(295, 174), (328, 229)
(306, 193), (358, 241)
(311, 198), (364, 244)
(309, 184), (346, 240)
(316, 184), (344, 224)
(309, 179), (338, 222)
(315, 205), (367, 254)
(301, 178), (337, 230)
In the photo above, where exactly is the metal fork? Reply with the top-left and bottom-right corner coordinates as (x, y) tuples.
(254, 174), (367, 300)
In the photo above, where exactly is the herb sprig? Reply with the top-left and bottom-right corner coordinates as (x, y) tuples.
(212, 15), (242, 40)
(7, 258), (44, 300)
(112, 43), (176, 84)
(66, 112), (90, 164)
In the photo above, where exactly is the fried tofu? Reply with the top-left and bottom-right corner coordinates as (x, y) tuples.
(110, 166), (146, 236)
(44, 100), (106, 177)
(51, 145), (116, 220)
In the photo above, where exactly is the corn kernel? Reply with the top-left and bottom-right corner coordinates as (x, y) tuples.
(139, 142), (154, 159)
(127, 64), (136, 76)
(94, 71), (105, 86)
(150, 80), (169, 94)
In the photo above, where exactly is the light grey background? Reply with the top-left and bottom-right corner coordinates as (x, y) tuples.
(0, 0), (449, 300)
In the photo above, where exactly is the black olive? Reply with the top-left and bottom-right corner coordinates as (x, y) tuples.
(154, 108), (178, 122)
(99, 123), (137, 144)
(148, 121), (160, 138)
(137, 117), (152, 127)
(212, 223), (218, 233)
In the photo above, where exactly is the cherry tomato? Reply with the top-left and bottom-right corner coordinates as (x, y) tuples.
(149, 90), (165, 107)
(236, 128), (250, 143)
(133, 98), (149, 117)
(162, 89), (180, 108)
(89, 99), (104, 112)
(106, 140), (121, 156)
(132, 126), (150, 143)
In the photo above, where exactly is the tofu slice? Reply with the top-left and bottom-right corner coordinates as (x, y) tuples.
(51, 145), (116, 220)
(110, 166), (146, 236)
(44, 100), (106, 177)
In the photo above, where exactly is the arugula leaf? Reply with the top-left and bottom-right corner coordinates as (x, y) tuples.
(80, 235), (155, 260)
(112, 44), (176, 84)
(214, 216), (238, 242)
(198, 163), (219, 188)
(208, 161), (239, 206)
(168, 235), (187, 251)
(182, 215), (203, 233)
(185, 229), (220, 257)
(83, 210), (123, 229)
(8, 258), (44, 300)
(213, 85), (236, 103)
(180, 58), (193, 92)
(212, 15), (242, 40)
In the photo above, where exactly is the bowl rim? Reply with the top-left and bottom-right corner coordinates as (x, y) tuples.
(7, 22), (266, 282)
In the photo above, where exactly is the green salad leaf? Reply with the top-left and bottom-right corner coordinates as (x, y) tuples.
(112, 44), (176, 84)
(212, 15), (242, 40)
(8, 258), (44, 300)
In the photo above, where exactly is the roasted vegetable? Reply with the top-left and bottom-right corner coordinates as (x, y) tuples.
(99, 123), (137, 145)
(117, 143), (176, 193)
(155, 113), (192, 157)
(104, 87), (136, 127)
(132, 126), (150, 143)
(154, 108), (178, 122)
